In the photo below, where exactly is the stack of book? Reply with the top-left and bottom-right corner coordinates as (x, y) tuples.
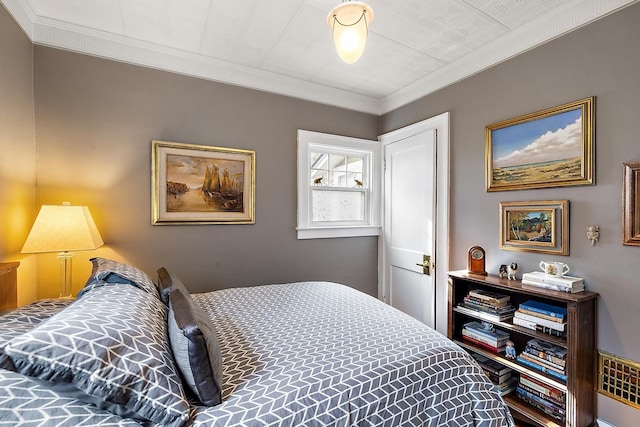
(461, 321), (511, 354)
(516, 338), (567, 382)
(516, 372), (567, 423)
(456, 289), (516, 322)
(521, 271), (585, 293)
(470, 352), (518, 396)
(512, 300), (567, 338)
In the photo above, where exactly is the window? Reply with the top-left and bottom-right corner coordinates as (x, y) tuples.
(297, 130), (380, 239)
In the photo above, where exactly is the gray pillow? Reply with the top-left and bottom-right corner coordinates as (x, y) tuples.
(157, 266), (189, 306)
(80, 257), (158, 298)
(3, 282), (190, 427)
(168, 287), (223, 406)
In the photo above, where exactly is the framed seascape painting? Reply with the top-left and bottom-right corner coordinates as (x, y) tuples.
(152, 140), (255, 225)
(486, 97), (594, 192)
(499, 200), (569, 255)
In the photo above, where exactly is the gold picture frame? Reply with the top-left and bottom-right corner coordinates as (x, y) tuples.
(500, 200), (569, 255)
(486, 97), (594, 192)
(623, 162), (640, 246)
(152, 140), (255, 225)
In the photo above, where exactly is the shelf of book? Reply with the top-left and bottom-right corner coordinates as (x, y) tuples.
(453, 306), (567, 347)
(448, 270), (598, 427)
(455, 340), (567, 392)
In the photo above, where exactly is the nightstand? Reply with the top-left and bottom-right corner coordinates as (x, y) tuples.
(0, 262), (19, 312)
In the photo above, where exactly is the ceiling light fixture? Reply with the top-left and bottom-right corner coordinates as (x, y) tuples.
(327, 0), (374, 64)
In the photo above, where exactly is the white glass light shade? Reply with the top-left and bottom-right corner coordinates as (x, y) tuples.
(327, 1), (374, 64)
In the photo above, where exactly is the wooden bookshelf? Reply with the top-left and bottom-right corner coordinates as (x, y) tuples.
(447, 270), (598, 427)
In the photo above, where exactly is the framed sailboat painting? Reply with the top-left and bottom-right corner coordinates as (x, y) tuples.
(152, 140), (255, 224)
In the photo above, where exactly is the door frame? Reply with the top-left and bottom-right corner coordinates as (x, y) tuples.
(378, 112), (450, 335)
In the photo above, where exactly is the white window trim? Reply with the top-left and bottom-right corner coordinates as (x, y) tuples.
(297, 130), (381, 239)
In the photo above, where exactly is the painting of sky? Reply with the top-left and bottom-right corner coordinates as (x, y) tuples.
(492, 108), (582, 169)
(167, 154), (244, 189)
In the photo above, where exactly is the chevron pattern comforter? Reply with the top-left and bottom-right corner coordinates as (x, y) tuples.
(0, 281), (514, 426)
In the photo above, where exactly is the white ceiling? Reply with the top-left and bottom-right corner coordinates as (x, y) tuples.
(2, 0), (636, 114)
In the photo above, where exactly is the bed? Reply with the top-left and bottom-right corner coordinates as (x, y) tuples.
(0, 258), (515, 426)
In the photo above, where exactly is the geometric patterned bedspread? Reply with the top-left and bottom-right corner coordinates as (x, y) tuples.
(0, 282), (515, 426)
(189, 282), (515, 426)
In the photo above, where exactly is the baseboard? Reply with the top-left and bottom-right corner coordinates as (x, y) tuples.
(598, 418), (617, 427)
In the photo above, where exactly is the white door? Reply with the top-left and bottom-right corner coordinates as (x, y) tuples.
(379, 112), (450, 333)
(382, 130), (437, 326)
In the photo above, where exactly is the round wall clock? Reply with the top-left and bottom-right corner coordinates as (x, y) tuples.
(467, 246), (487, 276)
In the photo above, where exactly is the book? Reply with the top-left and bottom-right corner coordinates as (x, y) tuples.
(524, 346), (566, 368)
(516, 355), (567, 382)
(526, 339), (567, 359)
(518, 382), (566, 409)
(521, 271), (584, 287)
(516, 387), (566, 422)
(463, 321), (510, 343)
(465, 295), (510, 308)
(518, 307), (565, 323)
(517, 395), (565, 423)
(462, 328), (508, 348)
(519, 373), (566, 407)
(512, 316), (568, 337)
(462, 296), (515, 313)
(470, 352), (512, 376)
(484, 369), (512, 385)
(519, 300), (567, 319)
(522, 280), (585, 294)
(517, 387), (566, 415)
(468, 289), (510, 305)
(497, 376), (518, 396)
(512, 315), (538, 330)
(457, 302), (515, 321)
(461, 333), (506, 354)
(519, 353), (565, 374)
(535, 325), (567, 338)
(513, 310), (566, 331)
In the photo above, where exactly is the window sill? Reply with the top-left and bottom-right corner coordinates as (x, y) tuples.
(297, 226), (381, 240)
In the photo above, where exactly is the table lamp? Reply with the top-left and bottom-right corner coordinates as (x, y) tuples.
(22, 202), (104, 298)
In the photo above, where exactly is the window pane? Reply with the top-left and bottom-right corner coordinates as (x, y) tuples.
(329, 170), (346, 187)
(347, 157), (363, 173)
(312, 190), (365, 222)
(310, 152), (326, 169)
(327, 155), (346, 187)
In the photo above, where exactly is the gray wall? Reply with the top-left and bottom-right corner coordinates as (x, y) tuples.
(380, 4), (640, 426)
(30, 46), (379, 298)
(0, 5), (37, 304)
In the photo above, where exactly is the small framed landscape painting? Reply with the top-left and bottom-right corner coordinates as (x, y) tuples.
(499, 200), (569, 255)
(486, 97), (594, 192)
(152, 140), (255, 225)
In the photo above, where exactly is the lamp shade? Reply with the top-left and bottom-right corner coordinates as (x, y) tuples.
(327, 1), (374, 64)
(22, 204), (104, 254)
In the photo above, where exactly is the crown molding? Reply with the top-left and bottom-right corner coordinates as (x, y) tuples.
(379, 0), (638, 114)
(2, 0), (637, 115)
(2, 0), (35, 39)
(28, 18), (382, 114)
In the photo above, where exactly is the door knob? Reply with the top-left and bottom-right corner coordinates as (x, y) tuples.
(415, 255), (432, 276)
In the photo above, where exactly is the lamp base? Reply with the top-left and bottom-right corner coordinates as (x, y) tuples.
(57, 251), (75, 299)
